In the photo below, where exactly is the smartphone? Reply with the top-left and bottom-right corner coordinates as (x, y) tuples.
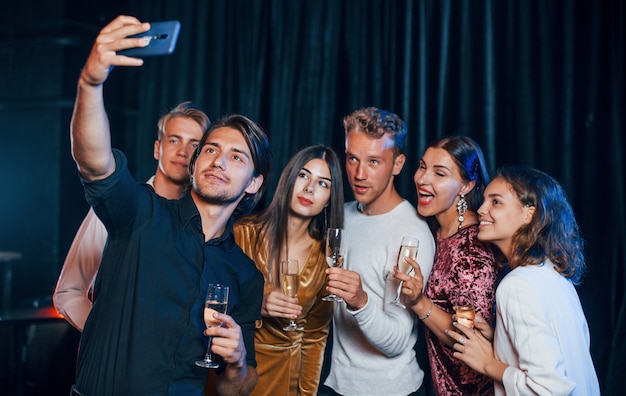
(118, 20), (181, 57)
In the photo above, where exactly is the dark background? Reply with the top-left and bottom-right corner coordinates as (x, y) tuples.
(0, 0), (623, 394)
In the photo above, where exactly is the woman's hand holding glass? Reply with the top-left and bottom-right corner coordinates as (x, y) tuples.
(450, 311), (493, 342)
(393, 255), (426, 307)
(260, 290), (303, 319)
(391, 237), (420, 307)
(452, 292), (476, 329)
(447, 319), (503, 377)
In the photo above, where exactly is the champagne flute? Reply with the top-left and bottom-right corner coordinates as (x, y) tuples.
(322, 227), (344, 302)
(195, 283), (229, 368)
(391, 236), (419, 307)
(281, 259), (304, 331)
(453, 292), (476, 329)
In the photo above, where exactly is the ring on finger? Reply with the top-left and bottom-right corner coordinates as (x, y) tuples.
(459, 336), (467, 345)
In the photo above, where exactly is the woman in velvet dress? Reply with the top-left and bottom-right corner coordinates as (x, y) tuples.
(234, 145), (344, 396)
(395, 136), (498, 395)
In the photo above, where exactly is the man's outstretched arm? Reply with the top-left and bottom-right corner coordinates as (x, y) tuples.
(71, 15), (150, 180)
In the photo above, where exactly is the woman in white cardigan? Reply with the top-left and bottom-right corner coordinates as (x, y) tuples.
(447, 165), (600, 396)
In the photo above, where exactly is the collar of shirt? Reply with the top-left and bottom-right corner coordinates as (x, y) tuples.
(179, 192), (237, 251)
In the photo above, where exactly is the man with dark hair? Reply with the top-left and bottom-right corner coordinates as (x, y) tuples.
(54, 101), (208, 331)
(68, 15), (272, 396)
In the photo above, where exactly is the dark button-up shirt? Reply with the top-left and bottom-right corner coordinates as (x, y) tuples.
(75, 150), (263, 396)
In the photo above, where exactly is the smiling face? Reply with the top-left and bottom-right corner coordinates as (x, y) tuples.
(414, 147), (473, 221)
(154, 116), (203, 186)
(477, 177), (535, 259)
(191, 126), (262, 206)
(345, 131), (405, 214)
(289, 158), (332, 219)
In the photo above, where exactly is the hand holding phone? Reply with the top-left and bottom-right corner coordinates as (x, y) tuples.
(118, 20), (180, 57)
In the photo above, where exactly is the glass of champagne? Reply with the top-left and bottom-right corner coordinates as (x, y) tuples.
(281, 259), (304, 331)
(391, 236), (419, 307)
(454, 292), (476, 329)
(322, 227), (344, 302)
(195, 283), (229, 368)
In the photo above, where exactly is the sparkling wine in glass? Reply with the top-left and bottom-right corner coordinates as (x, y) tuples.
(322, 227), (344, 302)
(391, 236), (419, 307)
(281, 259), (304, 331)
(195, 284), (229, 368)
(454, 293), (476, 329)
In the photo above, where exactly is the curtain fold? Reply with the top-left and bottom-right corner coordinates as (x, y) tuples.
(117, 1), (624, 392)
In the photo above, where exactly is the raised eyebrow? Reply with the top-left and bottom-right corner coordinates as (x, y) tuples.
(319, 175), (332, 183)
(301, 166), (332, 183)
(231, 147), (251, 160)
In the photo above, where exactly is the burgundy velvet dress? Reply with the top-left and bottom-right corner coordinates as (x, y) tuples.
(424, 224), (498, 395)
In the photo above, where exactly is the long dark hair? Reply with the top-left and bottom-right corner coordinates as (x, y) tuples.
(422, 136), (490, 233)
(496, 165), (586, 284)
(243, 145), (344, 286)
(430, 135), (490, 212)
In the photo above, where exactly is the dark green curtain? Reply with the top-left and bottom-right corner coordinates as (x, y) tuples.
(113, 0), (623, 392)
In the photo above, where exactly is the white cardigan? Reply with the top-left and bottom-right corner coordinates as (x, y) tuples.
(494, 259), (600, 395)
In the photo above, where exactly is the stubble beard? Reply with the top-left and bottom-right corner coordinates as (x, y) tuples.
(192, 179), (242, 206)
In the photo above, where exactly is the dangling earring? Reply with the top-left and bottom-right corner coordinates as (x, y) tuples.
(457, 194), (467, 231)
